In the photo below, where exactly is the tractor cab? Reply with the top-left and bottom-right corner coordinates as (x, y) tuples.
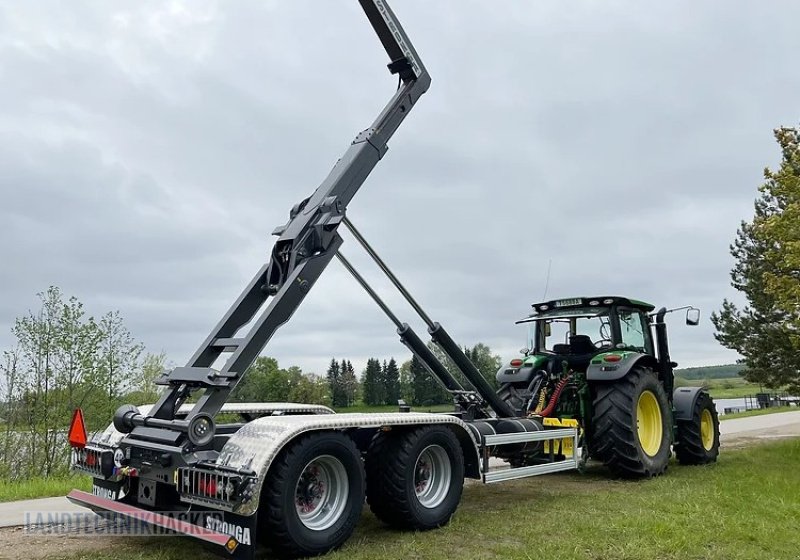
(519, 296), (656, 372)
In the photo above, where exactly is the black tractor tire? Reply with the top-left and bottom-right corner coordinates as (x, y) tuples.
(259, 431), (364, 558)
(675, 392), (720, 465)
(366, 426), (464, 530)
(590, 366), (672, 478)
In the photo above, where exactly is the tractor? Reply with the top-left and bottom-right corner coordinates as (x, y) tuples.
(496, 296), (720, 476)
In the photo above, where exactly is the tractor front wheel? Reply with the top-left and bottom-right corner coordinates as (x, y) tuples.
(590, 366), (672, 477)
(675, 391), (720, 465)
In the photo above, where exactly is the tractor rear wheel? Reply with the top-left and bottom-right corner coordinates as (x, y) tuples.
(590, 366), (671, 477)
(366, 426), (464, 530)
(675, 392), (720, 465)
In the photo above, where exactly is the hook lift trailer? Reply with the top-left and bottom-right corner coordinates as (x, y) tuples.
(66, 1), (720, 558)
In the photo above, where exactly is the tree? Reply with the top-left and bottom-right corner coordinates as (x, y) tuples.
(410, 355), (449, 407)
(96, 311), (143, 400)
(465, 343), (502, 390)
(327, 359), (348, 408)
(288, 372), (331, 406)
(760, 127), (800, 334)
(383, 358), (400, 405)
(712, 126), (800, 393)
(1, 287), (144, 478)
(230, 356), (282, 402)
(127, 351), (167, 405)
(398, 359), (414, 403)
(361, 358), (383, 406)
(341, 360), (358, 407)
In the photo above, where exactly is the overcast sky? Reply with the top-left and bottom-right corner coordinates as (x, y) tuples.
(1, 0), (798, 379)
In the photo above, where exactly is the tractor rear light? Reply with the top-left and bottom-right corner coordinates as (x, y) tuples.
(510, 359), (523, 368)
(603, 354), (622, 363)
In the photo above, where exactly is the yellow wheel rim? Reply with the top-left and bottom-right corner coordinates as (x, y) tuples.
(636, 390), (663, 457)
(700, 408), (714, 451)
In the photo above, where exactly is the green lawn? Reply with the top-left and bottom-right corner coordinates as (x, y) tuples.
(677, 376), (767, 399)
(0, 474), (90, 503)
(39, 438), (800, 560)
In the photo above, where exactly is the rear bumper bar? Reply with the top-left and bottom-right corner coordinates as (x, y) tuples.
(66, 489), (237, 554)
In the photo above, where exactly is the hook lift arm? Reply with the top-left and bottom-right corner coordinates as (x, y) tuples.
(115, 0), (509, 445)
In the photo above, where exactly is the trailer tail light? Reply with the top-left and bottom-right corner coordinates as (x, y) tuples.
(72, 446), (114, 478)
(510, 359), (524, 368)
(177, 467), (256, 507)
(68, 409), (88, 449)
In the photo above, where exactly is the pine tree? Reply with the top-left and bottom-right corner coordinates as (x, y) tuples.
(383, 357), (400, 405)
(362, 358), (383, 406)
(326, 358), (347, 408)
(712, 126), (800, 392)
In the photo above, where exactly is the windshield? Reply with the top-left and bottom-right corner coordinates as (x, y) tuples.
(530, 309), (612, 352)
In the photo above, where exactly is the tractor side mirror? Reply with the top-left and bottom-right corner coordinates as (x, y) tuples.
(544, 322), (552, 337)
(686, 307), (700, 326)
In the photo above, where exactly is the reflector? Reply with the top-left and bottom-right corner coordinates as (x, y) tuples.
(68, 408), (88, 448)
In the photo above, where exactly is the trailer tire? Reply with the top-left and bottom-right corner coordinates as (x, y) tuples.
(590, 366), (671, 478)
(259, 431), (364, 558)
(675, 392), (720, 465)
(366, 426), (464, 530)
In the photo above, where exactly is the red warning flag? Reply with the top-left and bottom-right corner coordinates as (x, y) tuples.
(68, 408), (87, 448)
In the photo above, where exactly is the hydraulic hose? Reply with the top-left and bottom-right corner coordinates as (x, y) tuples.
(536, 375), (572, 417)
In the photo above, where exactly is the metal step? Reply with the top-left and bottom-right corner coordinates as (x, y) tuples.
(481, 427), (579, 484)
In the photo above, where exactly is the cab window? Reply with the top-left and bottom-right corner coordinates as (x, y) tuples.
(618, 308), (649, 352)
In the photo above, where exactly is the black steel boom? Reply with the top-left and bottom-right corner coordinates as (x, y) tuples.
(127, 0), (431, 430)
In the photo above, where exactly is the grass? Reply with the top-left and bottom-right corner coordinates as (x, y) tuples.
(40, 438), (800, 560)
(676, 376), (765, 399)
(0, 474), (90, 503)
(720, 406), (800, 421)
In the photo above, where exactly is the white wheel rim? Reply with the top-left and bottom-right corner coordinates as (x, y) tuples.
(414, 445), (451, 509)
(294, 455), (349, 531)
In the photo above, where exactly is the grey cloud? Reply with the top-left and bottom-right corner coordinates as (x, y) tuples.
(2, 0), (798, 380)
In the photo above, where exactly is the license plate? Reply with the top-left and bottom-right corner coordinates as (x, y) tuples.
(92, 479), (123, 501)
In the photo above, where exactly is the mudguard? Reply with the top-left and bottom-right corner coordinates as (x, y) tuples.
(215, 412), (481, 516)
(586, 351), (659, 381)
(672, 386), (706, 421)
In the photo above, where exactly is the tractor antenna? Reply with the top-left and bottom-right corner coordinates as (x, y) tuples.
(541, 258), (552, 300)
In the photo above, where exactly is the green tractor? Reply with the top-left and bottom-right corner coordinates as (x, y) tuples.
(496, 296), (720, 477)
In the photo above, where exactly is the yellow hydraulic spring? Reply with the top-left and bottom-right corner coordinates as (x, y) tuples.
(532, 388), (547, 415)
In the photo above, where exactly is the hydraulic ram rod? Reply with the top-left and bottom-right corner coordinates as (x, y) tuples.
(335, 252), (466, 394)
(342, 218), (516, 418)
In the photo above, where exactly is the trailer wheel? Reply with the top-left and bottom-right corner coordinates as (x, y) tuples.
(675, 392), (720, 465)
(259, 431), (364, 558)
(590, 366), (671, 478)
(366, 425), (464, 530)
